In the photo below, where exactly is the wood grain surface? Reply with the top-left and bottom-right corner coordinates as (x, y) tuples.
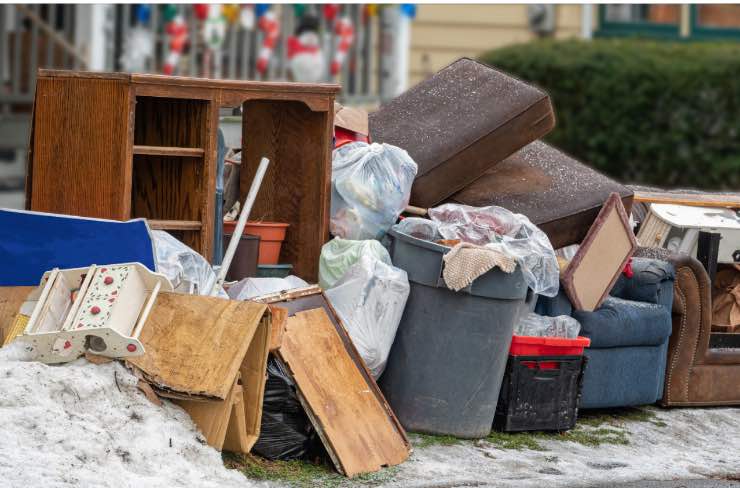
(277, 308), (410, 477)
(30, 77), (132, 219)
(241, 100), (333, 282)
(127, 292), (267, 400)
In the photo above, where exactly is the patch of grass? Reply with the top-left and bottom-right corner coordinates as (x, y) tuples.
(223, 453), (343, 487)
(553, 427), (630, 447)
(485, 431), (546, 451)
(222, 453), (400, 487)
(577, 407), (657, 428)
(414, 434), (463, 449)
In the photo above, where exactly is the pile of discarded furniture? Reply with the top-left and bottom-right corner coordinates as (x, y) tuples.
(1, 58), (739, 477)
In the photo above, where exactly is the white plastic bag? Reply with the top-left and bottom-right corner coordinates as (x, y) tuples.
(392, 217), (441, 241)
(428, 203), (559, 297)
(151, 230), (228, 298)
(227, 275), (309, 301)
(325, 255), (410, 378)
(318, 237), (391, 290)
(331, 142), (418, 240)
(515, 313), (581, 339)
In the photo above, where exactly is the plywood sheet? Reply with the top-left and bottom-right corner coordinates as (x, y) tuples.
(0, 286), (34, 344)
(277, 308), (410, 477)
(127, 292), (267, 400)
(562, 193), (637, 311)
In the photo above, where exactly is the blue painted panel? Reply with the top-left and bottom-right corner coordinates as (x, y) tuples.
(0, 209), (156, 286)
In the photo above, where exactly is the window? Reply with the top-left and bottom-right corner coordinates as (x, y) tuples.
(691, 5), (740, 39)
(598, 4), (740, 40)
(598, 5), (681, 38)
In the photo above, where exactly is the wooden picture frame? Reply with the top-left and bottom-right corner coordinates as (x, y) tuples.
(562, 193), (637, 312)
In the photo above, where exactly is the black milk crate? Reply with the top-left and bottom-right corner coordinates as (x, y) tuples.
(493, 355), (586, 433)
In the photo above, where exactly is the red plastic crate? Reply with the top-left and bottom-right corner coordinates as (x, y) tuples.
(510, 335), (591, 357)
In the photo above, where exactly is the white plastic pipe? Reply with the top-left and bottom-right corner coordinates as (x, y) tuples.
(210, 156), (270, 295)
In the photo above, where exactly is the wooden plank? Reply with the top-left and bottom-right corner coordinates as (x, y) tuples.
(147, 220), (203, 231)
(30, 77), (132, 220)
(0, 286), (34, 344)
(267, 305), (287, 351)
(633, 190), (740, 209)
(127, 292), (267, 400)
(133, 145), (205, 157)
(277, 308), (410, 477)
(241, 100), (333, 282)
(239, 316), (270, 452)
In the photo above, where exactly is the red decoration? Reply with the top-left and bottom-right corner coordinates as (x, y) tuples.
(104, 276), (114, 285)
(127, 344), (137, 352)
(323, 4), (340, 21)
(331, 17), (354, 76)
(194, 4), (209, 20)
(90, 306), (101, 315)
(256, 10), (280, 74)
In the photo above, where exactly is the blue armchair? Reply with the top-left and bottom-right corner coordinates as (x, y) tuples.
(536, 258), (675, 409)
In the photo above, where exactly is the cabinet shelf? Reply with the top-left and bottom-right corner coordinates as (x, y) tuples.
(133, 145), (205, 157)
(148, 220), (203, 231)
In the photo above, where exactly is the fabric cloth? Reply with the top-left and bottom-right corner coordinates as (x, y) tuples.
(442, 242), (516, 292)
(712, 264), (740, 329)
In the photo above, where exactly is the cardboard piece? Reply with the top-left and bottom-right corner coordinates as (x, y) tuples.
(334, 102), (369, 136)
(448, 140), (634, 249)
(561, 193), (637, 312)
(0, 209), (156, 286)
(369, 57), (555, 208)
(254, 286), (411, 477)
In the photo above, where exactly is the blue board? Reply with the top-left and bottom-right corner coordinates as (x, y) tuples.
(0, 209), (156, 286)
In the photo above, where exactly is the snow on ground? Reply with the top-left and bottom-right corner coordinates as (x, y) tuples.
(391, 407), (740, 488)
(0, 342), (261, 488)
(1, 338), (738, 488)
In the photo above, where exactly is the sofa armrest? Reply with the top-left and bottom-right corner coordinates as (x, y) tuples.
(610, 258), (675, 312)
(659, 251), (716, 405)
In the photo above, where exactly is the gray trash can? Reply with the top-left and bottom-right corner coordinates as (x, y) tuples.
(379, 228), (534, 438)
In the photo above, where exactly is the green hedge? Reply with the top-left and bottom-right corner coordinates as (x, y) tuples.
(480, 39), (740, 190)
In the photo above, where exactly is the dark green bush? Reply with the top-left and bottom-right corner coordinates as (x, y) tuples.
(480, 39), (740, 189)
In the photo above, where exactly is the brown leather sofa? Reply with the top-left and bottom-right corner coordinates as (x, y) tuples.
(635, 248), (740, 406)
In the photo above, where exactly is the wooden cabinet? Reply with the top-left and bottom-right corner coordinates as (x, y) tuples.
(26, 70), (338, 281)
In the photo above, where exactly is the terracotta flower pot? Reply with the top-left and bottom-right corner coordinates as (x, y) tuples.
(223, 221), (289, 265)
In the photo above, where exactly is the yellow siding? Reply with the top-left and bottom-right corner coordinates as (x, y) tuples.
(409, 4), (584, 86)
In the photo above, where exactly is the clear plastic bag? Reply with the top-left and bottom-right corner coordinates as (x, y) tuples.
(325, 255), (410, 378)
(515, 312), (581, 339)
(428, 203), (559, 297)
(227, 275), (309, 301)
(330, 142), (418, 240)
(318, 237), (392, 290)
(151, 230), (227, 298)
(392, 217), (441, 241)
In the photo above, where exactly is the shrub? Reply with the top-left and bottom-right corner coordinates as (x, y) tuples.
(480, 38), (740, 189)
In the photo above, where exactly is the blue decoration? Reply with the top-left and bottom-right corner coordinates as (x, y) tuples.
(255, 4), (271, 18)
(400, 4), (416, 19)
(0, 210), (156, 286)
(135, 4), (152, 24)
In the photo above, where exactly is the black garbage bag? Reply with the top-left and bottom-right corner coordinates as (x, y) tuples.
(252, 355), (323, 460)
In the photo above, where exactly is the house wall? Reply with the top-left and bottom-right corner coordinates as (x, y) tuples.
(409, 4), (585, 86)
